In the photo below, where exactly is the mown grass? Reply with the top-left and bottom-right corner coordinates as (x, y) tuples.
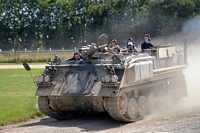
(0, 69), (45, 126)
(0, 52), (71, 63)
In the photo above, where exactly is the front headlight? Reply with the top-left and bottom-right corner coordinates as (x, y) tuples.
(110, 75), (118, 83)
(102, 75), (118, 83)
(37, 76), (43, 83)
(37, 75), (50, 83)
(44, 75), (50, 82)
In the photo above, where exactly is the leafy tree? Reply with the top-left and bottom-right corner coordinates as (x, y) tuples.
(0, 0), (199, 50)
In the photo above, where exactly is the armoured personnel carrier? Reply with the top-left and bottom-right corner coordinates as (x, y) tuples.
(24, 35), (188, 122)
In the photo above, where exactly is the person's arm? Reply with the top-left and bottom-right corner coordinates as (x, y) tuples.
(133, 46), (138, 52)
(141, 42), (144, 52)
(149, 43), (156, 50)
(108, 47), (114, 54)
(66, 56), (74, 60)
(121, 48), (127, 52)
(108, 43), (112, 51)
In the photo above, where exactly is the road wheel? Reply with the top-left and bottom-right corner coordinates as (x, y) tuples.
(146, 93), (156, 114)
(117, 92), (128, 115)
(166, 89), (175, 109)
(126, 98), (137, 120)
(157, 92), (165, 113)
(137, 96), (147, 117)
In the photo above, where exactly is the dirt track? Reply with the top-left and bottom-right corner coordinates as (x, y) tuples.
(0, 45), (200, 133)
(1, 104), (200, 133)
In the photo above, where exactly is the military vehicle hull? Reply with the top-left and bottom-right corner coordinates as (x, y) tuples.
(34, 41), (188, 122)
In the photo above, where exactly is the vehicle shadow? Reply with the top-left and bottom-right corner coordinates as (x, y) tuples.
(19, 113), (132, 132)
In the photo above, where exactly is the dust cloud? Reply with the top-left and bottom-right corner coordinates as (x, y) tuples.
(177, 44), (200, 112)
(175, 17), (200, 112)
(143, 18), (200, 117)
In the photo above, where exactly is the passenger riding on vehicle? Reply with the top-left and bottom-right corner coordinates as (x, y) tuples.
(121, 41), (138, 53)
(108, 39), (121, 54)
(67, 52), (83, 60)
(141, 34), (154, 52)
(126, 38), (136, 48)
(127, 42), (137, 53)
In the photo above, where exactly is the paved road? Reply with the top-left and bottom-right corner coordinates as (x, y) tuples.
(0, 65), (46, 69)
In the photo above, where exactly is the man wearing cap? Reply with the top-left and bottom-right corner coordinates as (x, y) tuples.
(122, 42), (137, 53)
(127, 42), (137, 53)
(126, 38), (136, 48)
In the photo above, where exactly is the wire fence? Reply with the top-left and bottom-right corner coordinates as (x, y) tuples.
(0, 48), (76, 55)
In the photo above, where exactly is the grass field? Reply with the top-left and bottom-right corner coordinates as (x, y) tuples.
(0, 69), (45, 126)
(0, 52), (71, 63)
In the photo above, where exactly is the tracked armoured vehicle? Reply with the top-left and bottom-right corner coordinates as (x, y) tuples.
(24, 35), (188, 122)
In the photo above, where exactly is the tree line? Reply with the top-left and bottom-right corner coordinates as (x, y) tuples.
(0, 0), (199, 50)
